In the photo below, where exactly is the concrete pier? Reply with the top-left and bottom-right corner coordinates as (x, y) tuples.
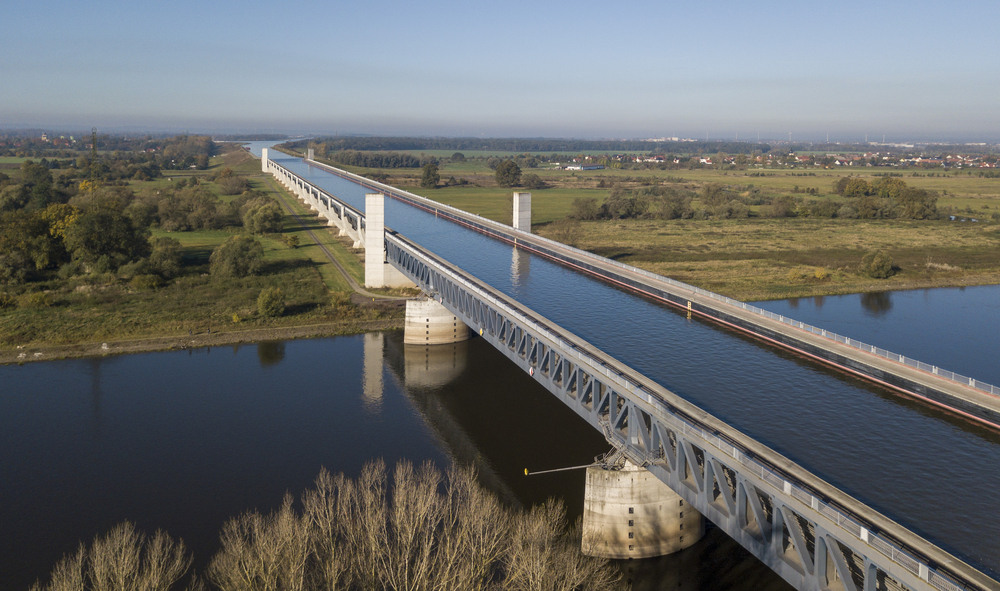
(582, 461), (704, 559)
(261, 148), (269, 172)
(364, 193), (414, 288)
(513, 192), (531, 232)
(404, 298), (471, 345)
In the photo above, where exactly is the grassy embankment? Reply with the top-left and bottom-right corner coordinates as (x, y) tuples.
(0, 147), (400, 357)
(319, 152), (1000, 301)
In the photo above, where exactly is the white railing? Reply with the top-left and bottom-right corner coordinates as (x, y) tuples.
(387, 232), (974, 591)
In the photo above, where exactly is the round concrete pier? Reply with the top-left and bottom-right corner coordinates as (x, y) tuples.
(404, 298), (471, 345)
(582, 461), (704, 559)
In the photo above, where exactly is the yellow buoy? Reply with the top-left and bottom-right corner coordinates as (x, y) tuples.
(524, 468), (528, 476)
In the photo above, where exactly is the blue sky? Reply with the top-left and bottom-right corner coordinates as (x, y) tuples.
(3, 0), (999, 141)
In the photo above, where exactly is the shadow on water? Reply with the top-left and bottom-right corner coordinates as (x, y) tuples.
(257, 341), (286, 366)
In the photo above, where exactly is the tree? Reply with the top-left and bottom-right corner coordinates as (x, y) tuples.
(27, 522), (190, 591)
(495, 160), (521, 188)
(242, 201), (283, 234)
(450, 152), (466, 162)
(64, 210), (150, 269)
(148, 237), (183, 278)
(420, 163), (440, 189)
(0, 210), (64, 283)
(210, 235), (264, 278)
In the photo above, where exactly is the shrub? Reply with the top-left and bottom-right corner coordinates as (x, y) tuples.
(257, 287), (285, 318)
(130, 274), (163, 290)
(837, 205), (858, 219)
(859, 250), (895, 279)
(522, 173), (546, 190)
(330, 292), (359, 317)
(0, 292), (15, 309)
(210, 235), (264, 278)
(19, 292), (53, 308)
(282, 234), (300, 249)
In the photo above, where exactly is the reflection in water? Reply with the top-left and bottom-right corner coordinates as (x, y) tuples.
(362, 333), (384, 414)
(860, 291), (893, 316)
(402, 341), (468, 389)
(812, 295), (824, 310)
(86, 358), (103, 438)
(511, 247), (531, 294)
(786, 298), (799, 309)
(257, 341), (286, 366)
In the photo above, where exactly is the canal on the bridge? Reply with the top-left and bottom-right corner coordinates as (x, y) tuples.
(270, 151), (1000, 578)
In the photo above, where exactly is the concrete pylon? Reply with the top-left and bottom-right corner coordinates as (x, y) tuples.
(582, 460), (704, 559)
(404, 298), (471, 345)
(364, 193), (416, 288)
(261, 148), (269, 172)
(307, 148), (314, 161)
(513, 192), (531, 232)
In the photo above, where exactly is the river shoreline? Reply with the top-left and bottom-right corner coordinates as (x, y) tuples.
(0, 318), (404, 365)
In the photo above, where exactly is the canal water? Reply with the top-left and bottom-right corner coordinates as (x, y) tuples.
(262, 150), (1000, 578)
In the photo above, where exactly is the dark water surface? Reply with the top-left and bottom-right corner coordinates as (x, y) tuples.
(267, 154), (1000, 577)
(0, 334), (788, 591)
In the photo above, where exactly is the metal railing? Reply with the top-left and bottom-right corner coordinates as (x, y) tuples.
(386, 231), (975, 591)
(303, 157), (998, 400)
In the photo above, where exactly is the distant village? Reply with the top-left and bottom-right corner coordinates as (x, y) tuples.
(558, 149), (999, 171)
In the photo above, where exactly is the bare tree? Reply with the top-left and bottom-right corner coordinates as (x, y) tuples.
(207, 494), (309, 591)
(31, 522), (191, 591)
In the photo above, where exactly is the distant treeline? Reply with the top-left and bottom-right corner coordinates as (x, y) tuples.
(328, 150), (421, 168)
(214, 134), (289, 141)
(284, 137), (771, 155)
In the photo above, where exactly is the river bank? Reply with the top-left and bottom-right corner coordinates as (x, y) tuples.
(0, 316), (404, 365)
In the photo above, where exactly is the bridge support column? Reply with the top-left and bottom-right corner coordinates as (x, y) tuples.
(404, 297), (471, 345)
(261, 148), (269, 172)
(365, 193), (416, 288)
(512, 192), (531, 232)
(582, 461), (704, 559)
(307, 148), (314, 161)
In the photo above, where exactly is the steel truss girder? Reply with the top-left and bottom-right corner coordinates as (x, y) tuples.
(384, 233), (981, 591)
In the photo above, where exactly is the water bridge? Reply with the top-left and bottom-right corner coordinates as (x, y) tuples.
(261, 149), (1000, 591)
